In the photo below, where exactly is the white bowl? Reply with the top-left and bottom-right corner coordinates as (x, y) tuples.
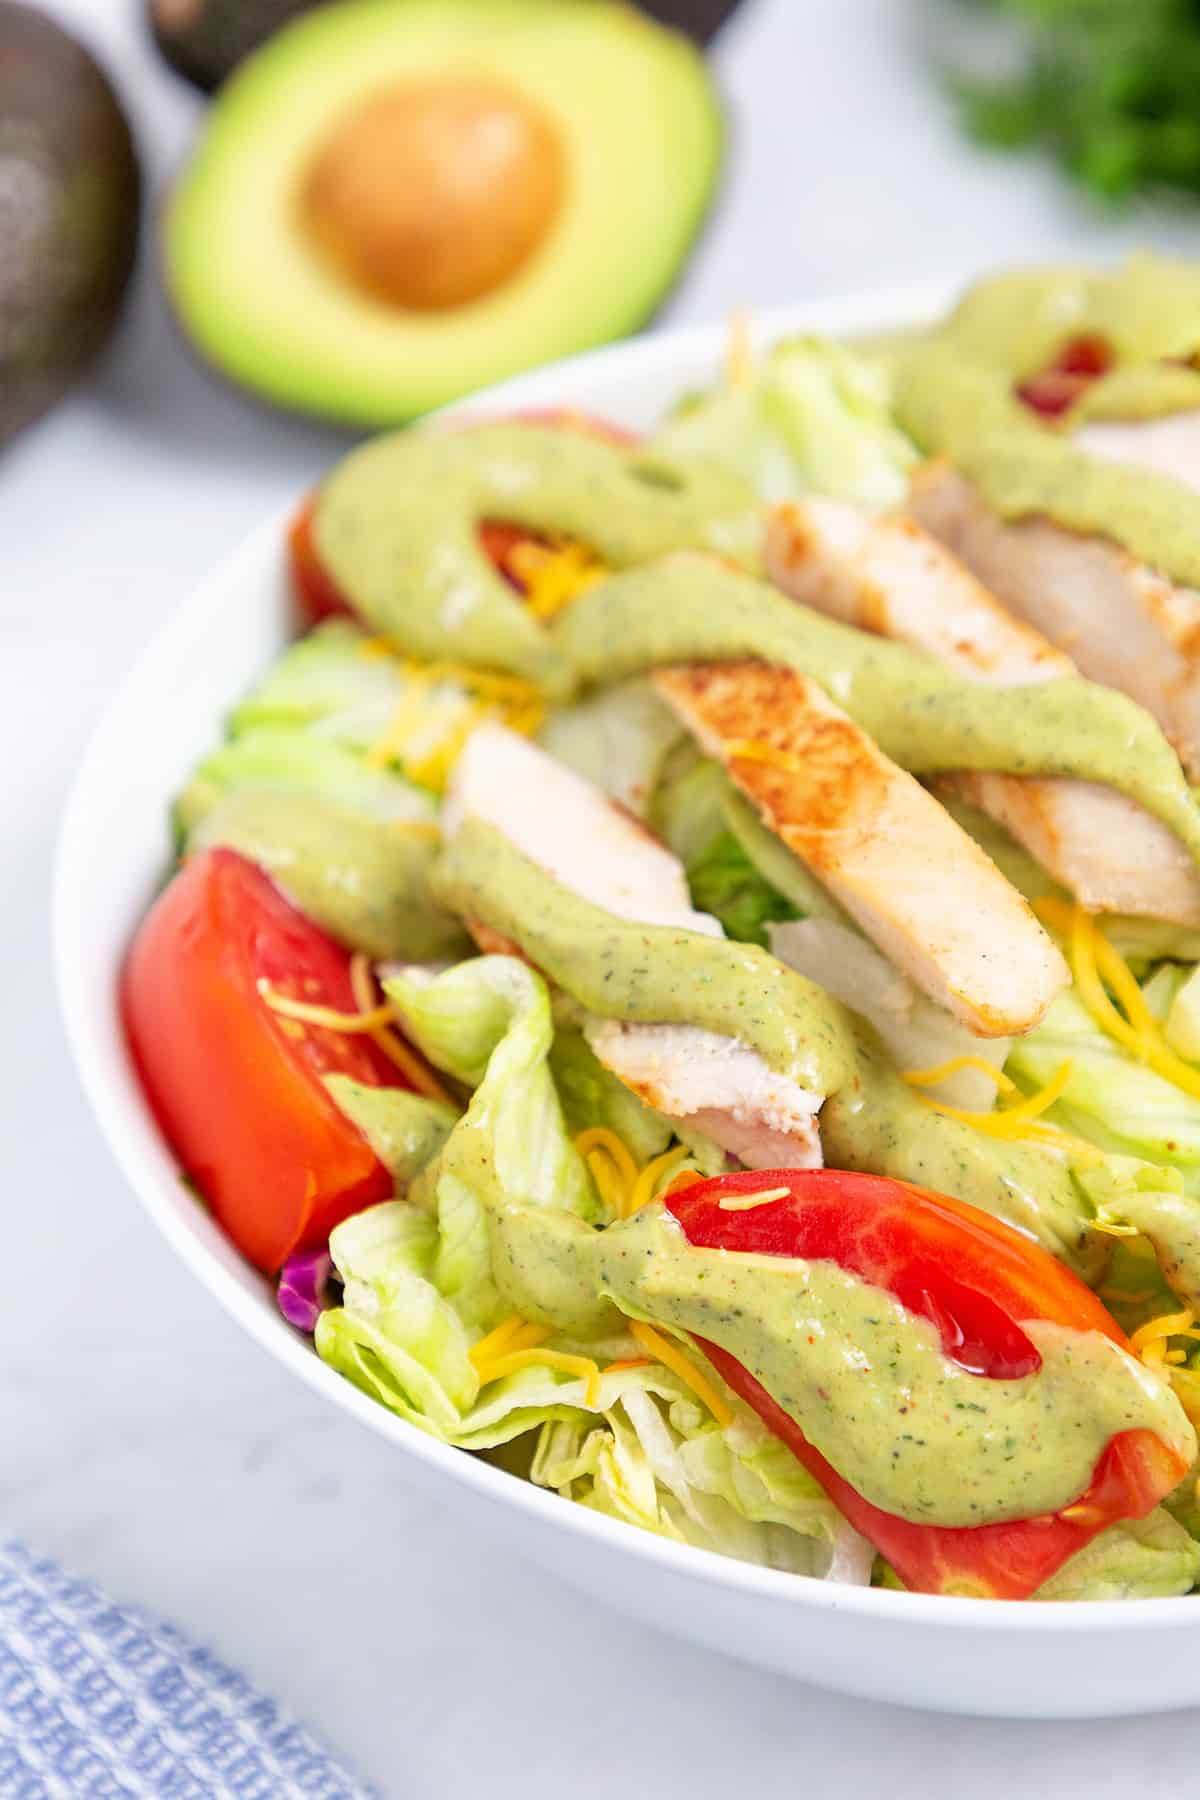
(54, 281), (1200, 1719)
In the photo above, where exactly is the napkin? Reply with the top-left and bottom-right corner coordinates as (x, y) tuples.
(0, 1537), (376, 1798)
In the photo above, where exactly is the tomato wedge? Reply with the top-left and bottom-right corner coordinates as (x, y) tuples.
(122, 848), (401, 1273)
(1015, 333), (1113, 418)
(665, 1169), (1190, 1598)
(288, 496), (352, 627)
(289, 408), (636, 628)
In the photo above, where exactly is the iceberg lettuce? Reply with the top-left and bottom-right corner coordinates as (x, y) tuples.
(653, 336), (918, 509)
(1036, 1509), (1200, 1601)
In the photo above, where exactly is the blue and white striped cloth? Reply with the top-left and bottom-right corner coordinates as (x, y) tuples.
(0, 1539), (376, 1798)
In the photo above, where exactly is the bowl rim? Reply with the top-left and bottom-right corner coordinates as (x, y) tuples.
(53, 273), (1200, 1636)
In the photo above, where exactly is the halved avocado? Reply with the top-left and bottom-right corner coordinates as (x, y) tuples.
(164, 0), (723, 424)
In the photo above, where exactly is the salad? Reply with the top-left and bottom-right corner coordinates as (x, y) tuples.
(124, 255), (1200, 1602)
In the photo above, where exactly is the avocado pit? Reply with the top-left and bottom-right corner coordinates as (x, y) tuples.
(300, 78), (565, 312)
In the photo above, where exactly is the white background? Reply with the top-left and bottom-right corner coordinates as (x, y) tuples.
(9, 1), (1200, 1792)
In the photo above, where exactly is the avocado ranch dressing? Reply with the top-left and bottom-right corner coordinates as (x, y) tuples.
(316, 425), (1200, 871)
(436, 819), (1105, 1280)
(432, 819), (855, 1095)
(892, 256), (1200, 589)
(191, 788), (469, 961)
(275, 399), (1200, 1530)
(594, 1203), (1193, 1529)
(313, 423), (762, 693)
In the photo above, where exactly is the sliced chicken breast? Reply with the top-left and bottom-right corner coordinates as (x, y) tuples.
(583, 1020), (822, 1169)
(909, 456), (1200, 781)
(443, 721), (721, 937)
(654, 661), (1067, 1037)
(1075, 410), (1200, 496)
(444, 722), (825, 1167)
(766, 496), (1200, 924)
(766, 496), (1071, 686)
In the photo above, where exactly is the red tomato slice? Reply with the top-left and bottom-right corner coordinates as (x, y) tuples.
(289, 409), (636, 628)
(122, 848), (401, 1273)
(666, 1169), (1190, 1598)
(288, 496), (354, 627)
(1015, 332), (1114, 418)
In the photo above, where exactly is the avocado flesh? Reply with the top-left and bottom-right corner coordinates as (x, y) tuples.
(165, 0), (723, 425)
(148, 0), (322, 92)
(0, 3), (140, 445)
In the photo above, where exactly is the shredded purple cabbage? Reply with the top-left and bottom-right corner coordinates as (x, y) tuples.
(277, 1247), (336, 1333)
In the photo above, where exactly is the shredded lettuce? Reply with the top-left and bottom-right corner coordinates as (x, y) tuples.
(530, 1366), (873, 1580)
(651, 752), (726, 867)
(229, 620), (404, 736)
(537, 678), (684, 819)
(1007, 990), (1200, 1174)
(686, 831), (800, 948)
(174, 726), (435, 840)
(654, 756), (841, 936)
(1036, 1510), (1200, 1601)
(653, 336), (918, 509)
(1167, 963), (1200, 1059)
(548, 1027), (674, 1165)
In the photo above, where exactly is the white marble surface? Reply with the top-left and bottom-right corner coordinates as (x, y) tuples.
(8, 0), (1200, 1791)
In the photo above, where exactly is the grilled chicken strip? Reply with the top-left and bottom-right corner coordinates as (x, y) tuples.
(909, 456), (1200, 782)
(654, 661), (1067, 1037)
(1075, 411), (1200, 496)
(766, 495), (1200, 925)
(443, 722), (826, 1167)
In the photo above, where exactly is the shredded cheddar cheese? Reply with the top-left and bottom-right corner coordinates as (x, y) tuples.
(257, 982), (393, 1034)
(1035, 898), (1200, 1104)
(629, 1321), (734, 1428)
(1130, 1308), (1200, 1371)
(478, 1346), (603, 1407)
(257, 961), (453, 1104)
(723, 738), (806, 775)
(469, 1315), (550, 1369)
(628, 1145), (693, 1217)
(572, 1127), (697, 1221)
(508, 539), (609, 621)
(914, 1059), (1074, 1142)
(363, 655), (544, 789)
(717, 1186), (791, 1211)
(902, 1056), (1016, 1095)
(470, 1314), (604, 1405)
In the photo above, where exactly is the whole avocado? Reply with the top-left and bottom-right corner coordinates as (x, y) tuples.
(149, 0), (325, 90)
(0, 5), (140, 447)
(148, 0), (743, 90)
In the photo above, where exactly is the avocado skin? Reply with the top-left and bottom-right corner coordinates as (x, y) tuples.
(0, 5), (140, 447)
(640, 0), (743, 43)
(148, 0), (324, 91)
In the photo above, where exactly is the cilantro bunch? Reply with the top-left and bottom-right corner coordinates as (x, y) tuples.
(951, 0), (1200, 201)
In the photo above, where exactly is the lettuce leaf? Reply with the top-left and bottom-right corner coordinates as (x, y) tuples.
(530, 1364), (873, 1580)
(229, 620), (405, 736)
(653, 336), (918, 510)
(1006, 990), (1200, 1173)
(1036, 1509), (1200, 1601)
(548, 1027), (674, 1165)
(686, 831), (800, 948)
(537, 678), (684, 819)
(317, 1200), (479, 1433)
